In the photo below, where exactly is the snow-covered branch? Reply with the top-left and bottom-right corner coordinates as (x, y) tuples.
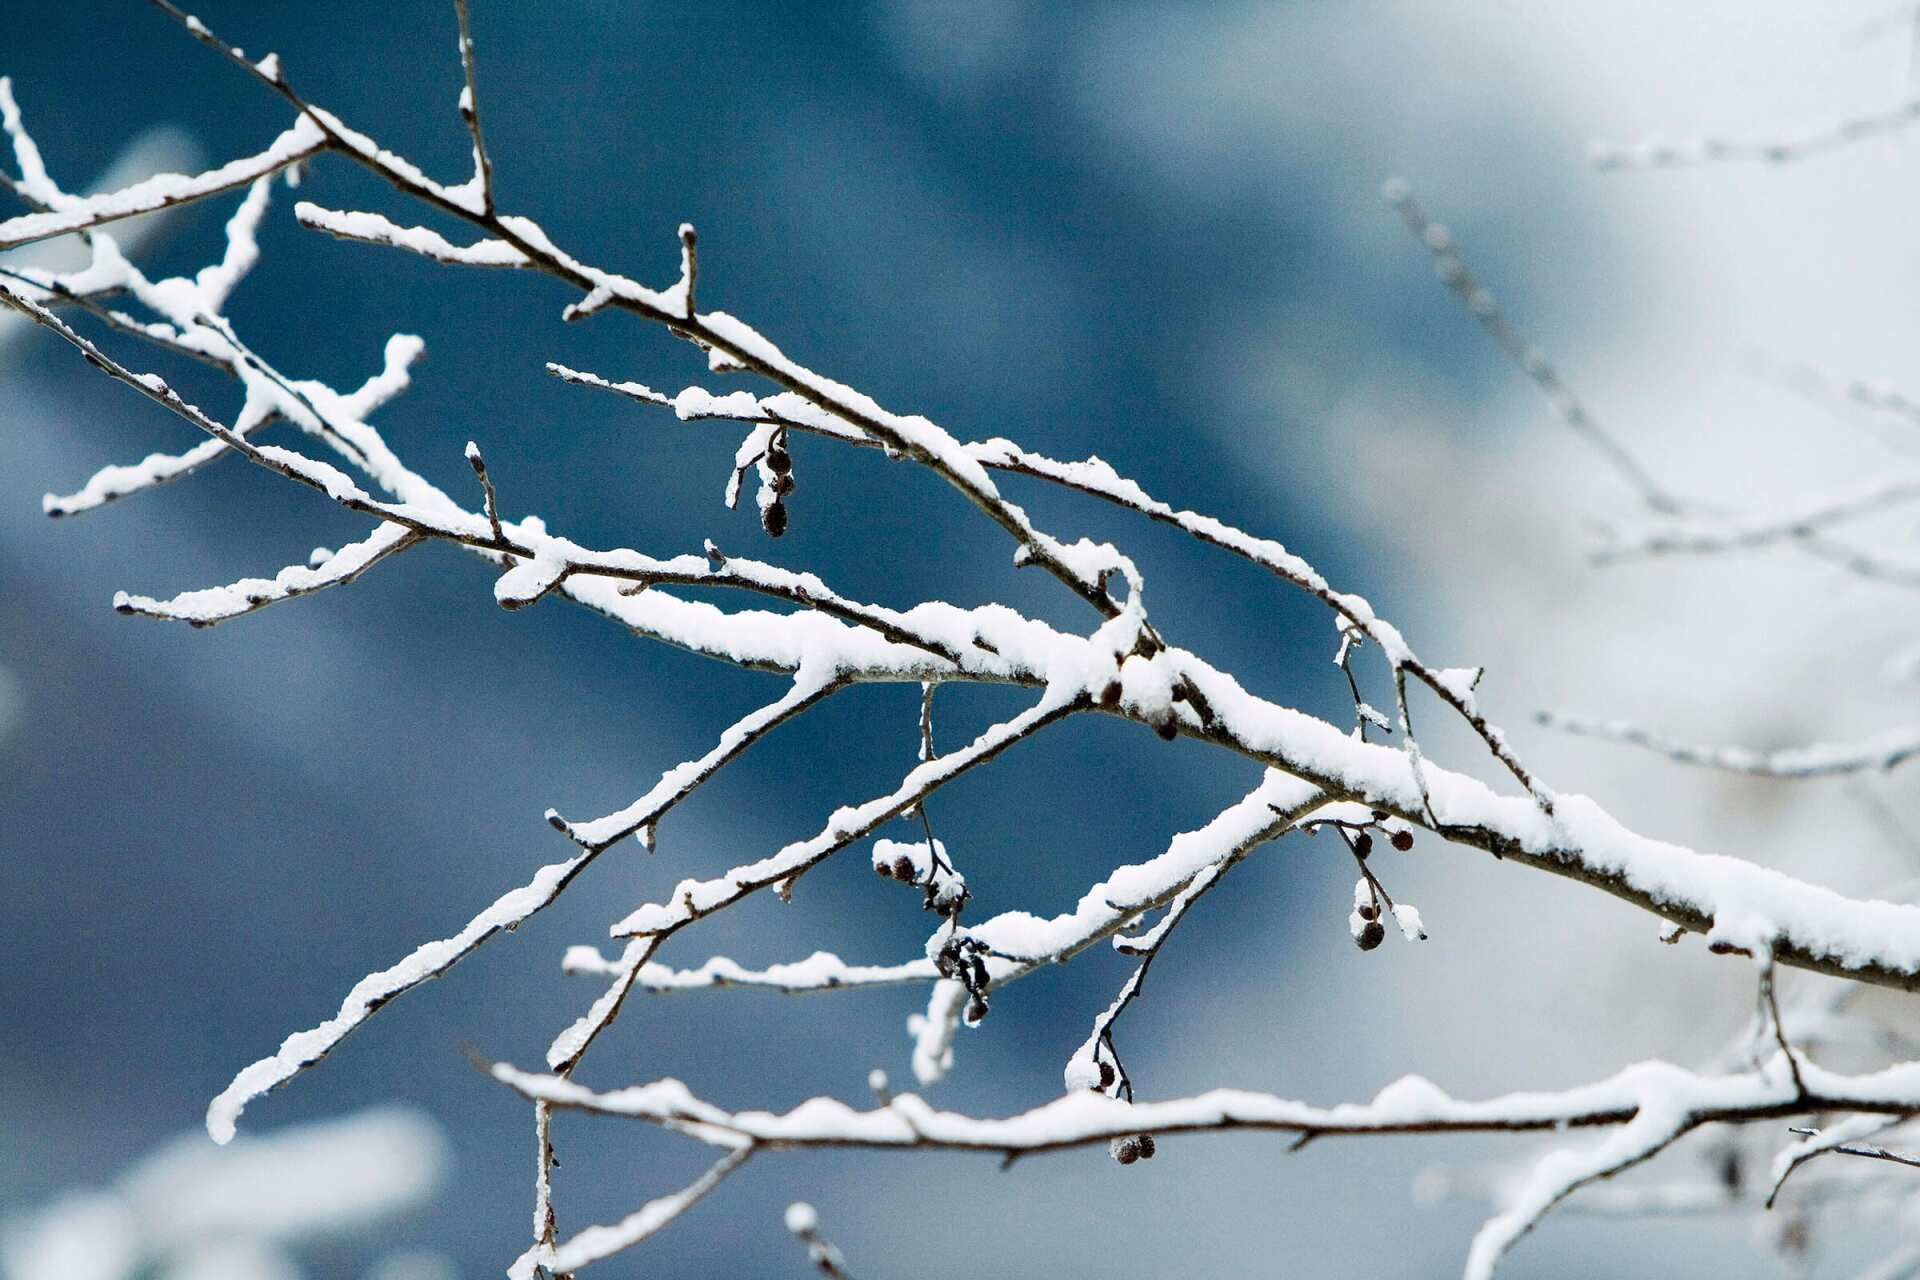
(562, 947), (937, 993)
(550, 359), (1552, 806)
(0, 114), (325, 251)
(1539, 711), (1920, 779)
(14, 8), (1920, 1276)
(201, 669), (842, 1143)
(1591, 96), (1920, 170)
(113, 523), (422, 625)
(507, 1146), (752, 1280)
(294, 203), (528, 267)
(492, 1050), (1920, 1279)
(1596, 478), (1920, 563)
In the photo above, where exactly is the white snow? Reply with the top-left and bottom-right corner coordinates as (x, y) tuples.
(294, 203), (528, 267)
(1, 1107), (445, 1280)
(0, 116), (327, 251)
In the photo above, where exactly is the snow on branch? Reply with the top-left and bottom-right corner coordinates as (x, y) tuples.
(46, 432), (249, 517)
(493, 1050), (1920, 1279)
(1591, 97), (1920, 170)
(1462, 1095), (1694, 1280)
(22, 235), (1920, 1136)
(1383, 178), (1920, 597)
(204, 669), (844, 1143)
(563, 772), (1316, 1071)
(562, 946), (938, 993)
(203, 846), (600, 1146)
(1538, 711), (1920, 778)
(112, 522), (421, 625)
(1766, 1116), (1909, 1207)
(449, 0), (494, 215)
(1382, 178), (1680, 514)
(0, 76), (76, 210)
(295, 203), (528, 267)
(17, 8), (1920, 1276)
(1595, 478), (1920, 563)
(1155, 645), (1920, 990)
(552, 360), (1552, 807)
(507, 1147), (752, 1280)
(33, 191), (430, 517)
(137, 4), (1134, 617)
(20, 235), (1920, 1045)
(552, 689), (1086, 1083)
(0, 114), (326, 251)
(8, 282), (1059, 684)
(552, 670), (848, 851)
(605, 686), (1083, 938)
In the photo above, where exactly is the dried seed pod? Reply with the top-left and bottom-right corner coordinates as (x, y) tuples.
(1097, 1061), (1116, 1089)
(770, 472), (795, 496)
(964, 996), (989, 1025)
(891, 855), (916, 881)
(1356, 902), (1378, 922)
(1356, 920), (1386, 951)
(1390, 830), (1415, 852)
(1353, 832), (1373, 858)
(1111, 1137), (1141, 1165)
(1136, 1134), (1156, 1159)
(766, 444), (793, 475)
(762, 499), (789, 537)
(875, 859), (896, 879)
(1717, 1147), (1743, 1194)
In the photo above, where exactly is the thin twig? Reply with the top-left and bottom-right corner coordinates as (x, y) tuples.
(450, 0), (494, 214)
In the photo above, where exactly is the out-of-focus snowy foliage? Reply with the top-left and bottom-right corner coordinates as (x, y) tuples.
(0, 1107), (450, 1280)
